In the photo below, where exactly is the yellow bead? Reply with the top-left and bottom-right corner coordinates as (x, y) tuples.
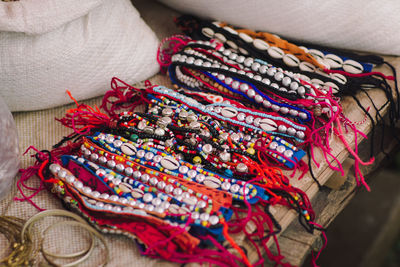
(201, 221), (208, 227)
(246, 147), (255, 155)
(193, 156), (202, 164)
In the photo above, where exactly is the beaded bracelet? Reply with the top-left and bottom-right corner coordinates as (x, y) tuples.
(25, 78), (327, 267)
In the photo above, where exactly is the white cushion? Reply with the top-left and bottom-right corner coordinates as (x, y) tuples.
(159, 0), (400, 56)
(0, 0), (159, 111)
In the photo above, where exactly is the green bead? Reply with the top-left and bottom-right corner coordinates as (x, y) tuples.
(130, 134), (138, 142)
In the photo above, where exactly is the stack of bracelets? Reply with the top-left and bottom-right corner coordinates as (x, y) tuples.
(23, 14), (399, 267)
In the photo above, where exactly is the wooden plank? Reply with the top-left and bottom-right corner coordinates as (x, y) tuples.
(269, 136), (399, 266)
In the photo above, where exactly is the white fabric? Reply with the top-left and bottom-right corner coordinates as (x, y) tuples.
(0, 95), (18, 200)
(0, 0), (159, 111)
(159, 0), (400, 56)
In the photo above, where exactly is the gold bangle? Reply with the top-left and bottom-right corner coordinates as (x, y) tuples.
(40, 220), (95, 260)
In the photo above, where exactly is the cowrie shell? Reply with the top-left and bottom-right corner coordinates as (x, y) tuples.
(178, 206), (191, 214)
(299, 46), (309, 53)
(221, 106), (238, 118)
(343, 59), (364, 74)
(203, 176), (222, 189)
(160, 156), (179, 170)
(201, 27), (214, 38)
(283, 54), (300, 67)
(239, 32), (253, 43)
(311, 78), (324, 86)
(214, 33), (226, 43)
(259, 118), (278, 132)
(183, 196), (197, 206)
(253, 39), (270, 50)
(309, 49), (324, 59)
(119, 183), (133, 193)
(299, 62), (316, 72)
(267, 46), (284, 59)
(121, 143), (137, 156)
(168, 204), (180, 214)
(226, 40), (238, 50)
(223, 26), (238, 35)
(131, 188), (144, 198)
(324, 54), (343, 69)
(238, 47), (249, 55)
(323, 82), (340, 94)
(331, 73), (347, 84)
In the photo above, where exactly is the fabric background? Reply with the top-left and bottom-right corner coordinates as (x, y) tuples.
(159, 0), (400, 56)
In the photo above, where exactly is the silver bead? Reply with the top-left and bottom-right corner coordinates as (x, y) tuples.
(133, 170), (141, 179)
(49, 164), (61, 174)
(173, 187), (183, 196)
(115, 164), (125, 172)
(219, 152), (231, 162)
(296, 131), (305, 139)
(236, 55), (245, 63)
(200, 213), (210, 221)
(245, 116), (254, 124)
(263, 100), (271, 108)
(107, 160), (116, 169)
(153, 155), (162, 163)
(299, 112), (308, 120)
(282, 77), (291, 86)
(125, 167), (133, 176)
(240, 83), (249, 92)
(280, 107), (289, 114)
(143, 193), (153, 203)
(278, 125), (287, 133)
(109, 195), (119, 202)
(269, 141), (278, 150)
(197, 200), (206, 209)
(209, 215), (219, 225)
(237, 113), (246, 121)
(276, 145), (286, 153)
(155, 128), (165, 136)
(221, 182), (231, 191)
(251, 62), (261, 72)
(179, 165), (189, 174)
(113, 140), (123, 148)
(202, 144), (213, 154)
(74, 181), (83, 189)
(290, 82), (299, 91)
(272, 104), (280, 112)
(230, 184), (240, 193)
(287, 127), (296, 136)
(253, 75), (262, 81)
(247, 89), (256, 98)
(99, 156), (107, 164)
(164, 184), (174, 194)
(236, 163), (248, 173)
(262, 78), (271, 85)
(141, 174), (150, 183)
(136, 150), (145, 158)
(196, 174), (205, 183)
(259, 65), (268, 74)
(298, 86), (306, 95)
(231, 81), (240, 89)
(187, 170), (197, 178)
(230, 133), (240, 143)
(244, 58), (253, 67)
(149, 177), (158, 186)
(255, 94), (263, 103)
(284, 150), (294, 158)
